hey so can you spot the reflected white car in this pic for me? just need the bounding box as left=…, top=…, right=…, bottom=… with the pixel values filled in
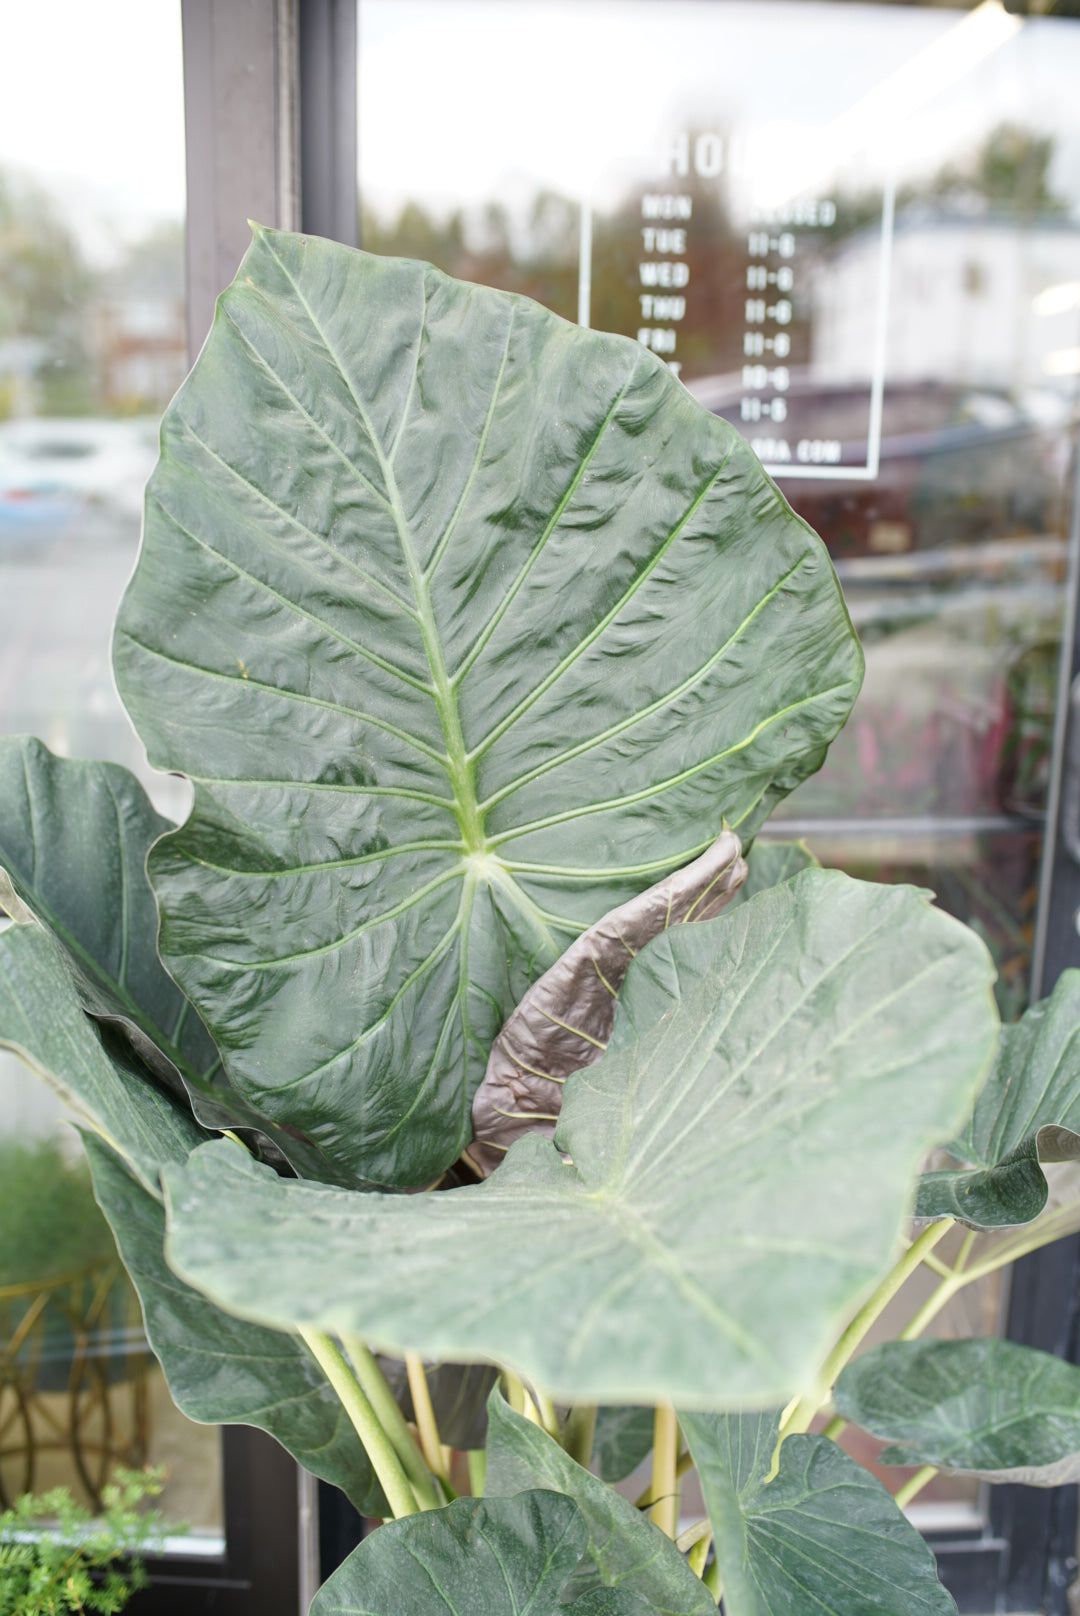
left=0, top=417, right=158, bottom=530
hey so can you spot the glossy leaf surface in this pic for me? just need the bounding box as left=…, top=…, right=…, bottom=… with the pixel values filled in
left=0, top=916, right=206, bottom=1195
left=163, top=871, right=996, bottom=1407
left=310, top=1490, right=657, bottom=1616
left=917, top=970, right=1080, bottom=1226
left=484, top=1394, right=711, bottom=1616
left=114, top=227, right=862, bottom=1188
left=0, top=737, right=333, bottom=1181
left=0, top=737, right=213, bottom=1081
left=592, top=1407, right=655, bottom=1483
left=84, top=1136, right=386, bottom=1514
left=835, top=1338, right=1080, bottom=1485
left=469, top=830, right=745, bottom=1174
left=680, top=1410, right=956, bottom=1616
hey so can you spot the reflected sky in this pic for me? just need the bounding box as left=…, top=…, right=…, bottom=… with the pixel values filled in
left=0, top=0, right=184, bottom=261
left=359, top=1, right=1080, bottom=216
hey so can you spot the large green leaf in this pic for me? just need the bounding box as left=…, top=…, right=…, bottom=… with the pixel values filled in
left=83, top=1135, right=387, bottom=1515
left=680, top=1410, right=956, bottom=1616
left=0, top=737, right=215, bottom=1084
left=0, top=736, right=338, bottom=1183
left=0, top=916, right=206, bottom=1194
left=835, top=1338, right=1080, bottom=1486
left=916, top=970, right=1080, bottom=1226
left=310, top=1490, right=658, bottom=1616
left=113, top=226, right=863, bottom=1189
left=484, top=1394, right=712, bottom=1616
left=162, top=871, right=996, bottom=1408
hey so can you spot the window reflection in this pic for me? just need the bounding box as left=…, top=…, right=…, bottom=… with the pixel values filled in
left=359, top=0, right=1080, bottom=1529
left=358, top=0, right=1080, bottom=1009
left=0, top=0, right=220, bottom=1545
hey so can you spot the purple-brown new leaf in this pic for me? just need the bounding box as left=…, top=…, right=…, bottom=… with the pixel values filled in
left=467, top=832, right=746, bottom=1175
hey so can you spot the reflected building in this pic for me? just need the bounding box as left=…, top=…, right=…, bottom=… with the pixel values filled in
left=814, top=208, right=1080, bottom=390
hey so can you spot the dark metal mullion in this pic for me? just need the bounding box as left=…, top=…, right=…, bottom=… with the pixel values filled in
left=299, top=0, right=358, bottom=244
left=126, top=1428, right=300, bottom=1612
left=975, top=417, right=1080, bottom=1614
left=138, top=5, right=308, bottom=1608
left=181, top=0, right=301, bottom=364
left=1030, top=424, right=1080, bottom=1002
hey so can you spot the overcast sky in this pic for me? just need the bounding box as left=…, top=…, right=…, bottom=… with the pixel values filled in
left=1, top=0, right=1079, bottom=259
left=359, top=1, right=1080, bottom=221
left=0, top=0, right=185, bottom=261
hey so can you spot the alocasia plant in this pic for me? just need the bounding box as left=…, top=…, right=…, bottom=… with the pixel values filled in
left=4, top=229, right=1080, bottom=1611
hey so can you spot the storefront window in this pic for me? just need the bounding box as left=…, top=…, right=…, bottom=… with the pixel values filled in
left=358, top=0, right=1080, bottom=1532
left=0, top=0, right=222, bottom=1549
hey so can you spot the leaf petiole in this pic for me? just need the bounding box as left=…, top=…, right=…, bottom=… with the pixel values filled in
left=893, top=1464, right=938, bottom=1509
left=405, top=1352, right=450, bottom=1483
left=649, top=1405, right=679, bottom=1537
left=781, top=1221, right=954, bottom=1440
left=341, top=1335, right=442, bottom=1510
left=298, top=1327, right=420, bottom=1519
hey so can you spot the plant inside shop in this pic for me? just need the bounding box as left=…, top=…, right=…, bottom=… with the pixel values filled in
left=0, top=1140, right=120, bottom=1290
left=5, top=230, right=1080, bottom=1611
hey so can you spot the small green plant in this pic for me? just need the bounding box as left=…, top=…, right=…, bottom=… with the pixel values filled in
left=3, top=231, right=1080, bottom=1611
left=0, top=1468, right=167, bottom=1616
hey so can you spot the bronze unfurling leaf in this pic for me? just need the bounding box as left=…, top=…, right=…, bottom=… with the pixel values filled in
left=466, top=831, right=746, bottom=1175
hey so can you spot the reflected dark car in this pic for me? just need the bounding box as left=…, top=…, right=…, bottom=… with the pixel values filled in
left=687, top=374, right=1071, bottom=559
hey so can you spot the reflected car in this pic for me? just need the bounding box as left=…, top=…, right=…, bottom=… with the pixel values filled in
left=0, top=417, right=158, bottom=537
left=687, top=375, right=1070, bottom=559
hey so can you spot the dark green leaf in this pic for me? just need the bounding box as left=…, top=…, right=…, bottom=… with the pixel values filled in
left=378, top=1357, right=498, bottom=1452
left=835, top=1338, right=1080, bottom=1485
left=917, top=970, right=1080, bottom=1226
left=593, top=1407, right=655, bottom=1483
left=484, top=1394, right=712, bottom=1616
left=0, top=736, right=337, bottom=1182
left=0, top=917, right=206, bottom=1193
left=680, top=1410, right=956, bottom=1616
left=114, top=227, right=863, bottom=1189
left=83, top=1135, right=386, bottom=1515
left=468, top=831, right=745, bottom=1174
left=726, top=838, right=818, bottom=906
left=310, top=1490, right=658, bottom=1615
left=161, top=871, right=996, bottom=1407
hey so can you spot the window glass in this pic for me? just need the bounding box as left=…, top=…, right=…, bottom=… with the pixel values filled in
left=0, top=0, right=222, bottom=1549
left=358, top=0, right=1080, bottom=1531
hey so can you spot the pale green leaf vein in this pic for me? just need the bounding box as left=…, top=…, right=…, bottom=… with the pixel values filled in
left=118, top=634, right=449, bottom=771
